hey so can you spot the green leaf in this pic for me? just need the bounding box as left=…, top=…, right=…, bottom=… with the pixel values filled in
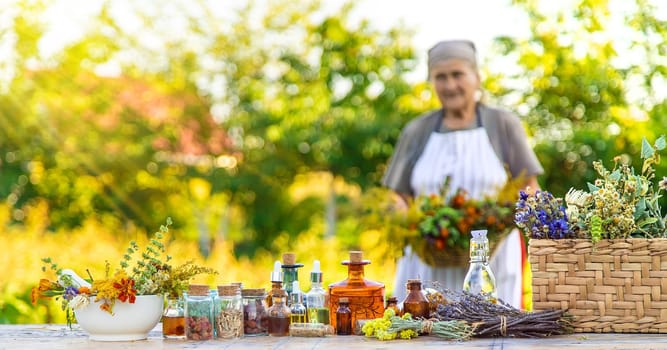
left=656, top=135, right=666, bottom=151
left=587, top=182, right=599, bottom=193
left=641, top=137, right=655, bottom=159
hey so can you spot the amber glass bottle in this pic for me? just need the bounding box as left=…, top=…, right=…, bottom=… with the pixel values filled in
left=335, top=298, right=352, bottom=335
left=267, top=289, right=291, bottom=336
left=401, top=279, right=430, bottom=319
left=328, top=251, right=385, bottom=333
left=385, top=296, right=400, bottom=316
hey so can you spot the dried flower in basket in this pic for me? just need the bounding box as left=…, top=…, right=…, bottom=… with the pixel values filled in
left=514, top=190, right=572, bottom=239
left=565, top=136, right=667, bottom=242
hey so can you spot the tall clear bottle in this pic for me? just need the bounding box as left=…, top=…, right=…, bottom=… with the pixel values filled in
left=462, top=229, right=497, bottom=302
left=305, top=260, right=329, bottom=324
left=328, top=251, right=385, bottom=333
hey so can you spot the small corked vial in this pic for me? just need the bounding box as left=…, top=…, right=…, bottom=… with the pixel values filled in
left=185, top=284, right=214, bottom=340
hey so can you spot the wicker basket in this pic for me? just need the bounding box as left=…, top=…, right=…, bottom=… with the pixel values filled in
left=530, top=238, right=667, bottom=333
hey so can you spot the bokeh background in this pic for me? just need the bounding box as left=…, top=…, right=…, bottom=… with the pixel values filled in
left=2, top=0, right=667, bottom=323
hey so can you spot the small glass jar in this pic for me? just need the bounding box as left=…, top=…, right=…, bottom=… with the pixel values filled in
left=385, top=296, right=400, bottom=316
left=267, top=289, right=291, bottom=336
left=184, top=284, right=214, bottom=340
left=214, top=284, right=243, bottom=339
left=401, top=279, right=430, bottom=319
left=163, top=295, right=185, bottom=339
left=336, top=297, right=352, bottom=335
left=242, top=288, right=269, bottom=336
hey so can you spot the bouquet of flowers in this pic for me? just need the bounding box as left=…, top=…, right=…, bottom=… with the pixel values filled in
left=407, top=177, right=520, bottom=267
left=516, top=135, right=667, bottom=241
left=31, top=217, right=216, bottom=326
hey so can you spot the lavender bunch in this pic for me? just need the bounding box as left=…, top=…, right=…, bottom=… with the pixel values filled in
left=514, top=190, right=572, bottom=239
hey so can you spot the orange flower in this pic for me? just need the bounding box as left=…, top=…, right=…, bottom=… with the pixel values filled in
left=78, top=286, right=91, bottom=295
left=99, top=301, right=113, bottom=313
left=113, top=278, right=137, bottom=303
left=31, top=279, right=59, bottom=304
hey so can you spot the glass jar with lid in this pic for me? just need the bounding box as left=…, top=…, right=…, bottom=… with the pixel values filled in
left=184, top=284, right=214, bottom=340
left=242, top=288, right=269, bottom=336
left=213, top=284, right=243, bottom=339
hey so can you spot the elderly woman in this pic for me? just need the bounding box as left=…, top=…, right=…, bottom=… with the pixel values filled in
left=382, top=40, right=543, bottom=307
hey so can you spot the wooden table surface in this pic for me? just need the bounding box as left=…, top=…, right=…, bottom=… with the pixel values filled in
left=1, top=324, right=667, bottom=350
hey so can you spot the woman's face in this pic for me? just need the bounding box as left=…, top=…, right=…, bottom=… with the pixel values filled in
left=429, top=59, right=480, bottom=112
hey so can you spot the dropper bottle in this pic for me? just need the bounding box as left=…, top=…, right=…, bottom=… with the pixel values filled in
left=289, top=281, right=307, bottom=323
left=305, top=260, right=329, bottom=324
left=267, top=260, right=283, bottom=307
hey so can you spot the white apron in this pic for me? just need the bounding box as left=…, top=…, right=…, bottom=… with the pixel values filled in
left=394, top=125, right=524, bottom=308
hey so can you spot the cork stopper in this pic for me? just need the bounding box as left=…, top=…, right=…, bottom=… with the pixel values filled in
left=217, top=284, right=240, bottom=296
left=241, top=288, right=266, bottom=298
left=283, top=252, right=296, bottom=265
left=339, top=297, right=349, bottom=304
left=188, top=284, right=210, bottom=296
left=349, top=251, right=363, bottom=263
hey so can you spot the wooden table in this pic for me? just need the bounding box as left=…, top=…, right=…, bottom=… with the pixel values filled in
left=1, top=324, right=666, bottom=349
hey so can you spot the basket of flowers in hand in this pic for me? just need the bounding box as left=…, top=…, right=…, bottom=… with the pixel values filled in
left=406, top=176, right=521, bottom=268
left=517, top=135, right=667, bottom=333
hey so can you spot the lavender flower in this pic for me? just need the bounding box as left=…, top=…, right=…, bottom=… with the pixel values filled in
left=515, top=190, right=572, bottom=239
left=63, top=286, right=79, bottom=301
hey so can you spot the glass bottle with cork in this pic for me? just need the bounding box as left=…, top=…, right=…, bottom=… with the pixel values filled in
left=267, top=289, right=291, bottom=336
left=213, top=284, right=243, bottom=339
left=266, top=260, right=283, bottom=307
left=335, top=298, right=352, bottom=335
left=162, top=295, right=185, bottom=339
left=463, top=229, right=497, bottom=302
left=241, top=288, right=269, bottom=336
left=184, top=284, right=214, bottom=340
left=305, top=260, right=329, bottom=324
left=328, top=251, right=385, bottom=333
left=281, top=252, right=303, bottom=305
left=401, top=278, right=430, bottom=319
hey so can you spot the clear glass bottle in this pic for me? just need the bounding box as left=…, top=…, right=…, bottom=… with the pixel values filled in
left=266, top=260, right=283, bottom=307
left=328, top=251, right=385, bottom=333
left=306, top=260, right=329, bottom=324
left=463, top=229, right=497, bottom=302
left=281, top=252, right=303, bottom=305
left=335, top=298, right=352, bottom=335
left=289, top=281, right=307, bottom=323
left=385, top=296, right=400, bottom=316
left=241, top=288, right=269, bottom=336
left=184, top=284, right=214, bottom=340
left=401, top=279, right=430, bottom=319
left=162, top=295, right=185, bottom=339
left=267, top=289, right=291, bottom=336
left=214, top=284, right=243, bottom=339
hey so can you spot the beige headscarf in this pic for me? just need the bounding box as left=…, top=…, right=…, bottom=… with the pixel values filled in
left=427, top=40, right=477, bottom=73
